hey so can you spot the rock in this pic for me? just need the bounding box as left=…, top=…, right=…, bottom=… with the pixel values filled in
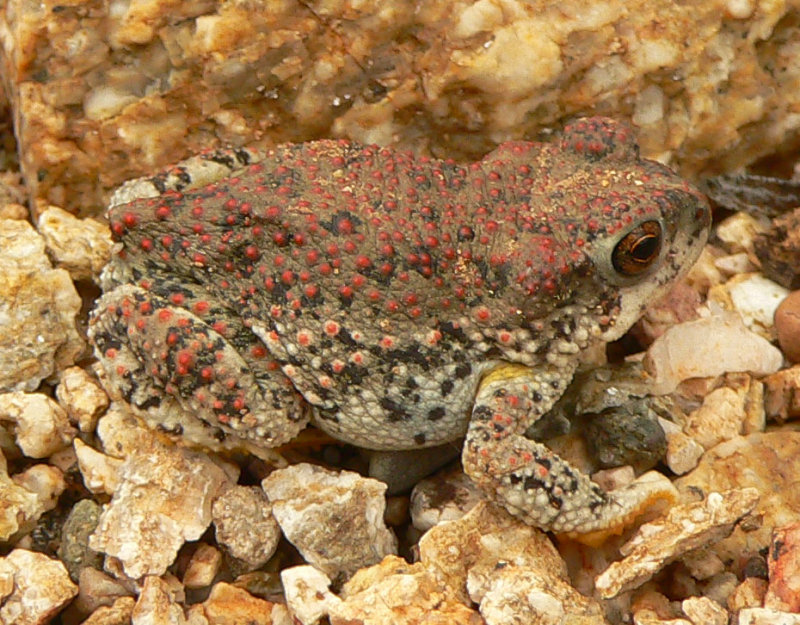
left=330, top=555, right=482, bottom=625
left=595, top=488, right=759, bottom=598
left=0, top=219, right=84, bottom=391
left=421, top=501, right=569, bottom=609
left=685, top=245, right=725, bottom=293
left=94, top=405, right=240, bottom=484
left=0, top=456, right=65, bottom=541
left=196, top=582, right=282, bottom=625
left=674, top=431, right=800, bottom=566
left=0, top=172, right=27, bottom=211
left=702, top=572, right=739, bottom=609
left=0, top=204, right=27, bottom=220
left=634, top=280, right=704, bottom=344
left=80, top=596, right=135, bottom=625
left=775, top=290, right=800, bottom=363
left=280, top=565, right=340, bottom=625
left=682, top=380, right=764, bottom=450
left=409, top=468, right=483, bottom=532
left=644, top=312, right=783, bottom=394
left=5, top=1, right=800, bottom=218
left=211, top=485, right=280, bottom=571
left=74, top=438, right=123, bottom=496
left=262, top=463, right=397, bottom=582
left=88, top=439, right=231, bottom=578
left=94, top=404, right=162, bottom=459
left=583, top=399, right=667, bottom=471
left=714, top=252, right=758, bottom=277
left=659, top=417, right=704, bottom=476
left=715, top=212, right=769, bottom=257
left=738, top=608, right=800, bottom=625
left=130, top=575, right=186, bottom=625
left=681, top=550, right=725, bottom=581
left=631, top=589, right=687, bottom=624
left=36, top=204, right=113, bottom=281
left=708, top=273, right=789, bottom=340
left=55, top=366, right=109, bottom=434
left=754, top=206, right=800, bottom=290
left=0, top=549, right=78, bottom=625
left=764, top=522, right=800, bottom=612
left=11, top=462, right=65, bottom=516
left=681, top=596, right=728, bottom=625
left=0, top=391, right=76, bottom=458
left=763, top=365, right=800, bottom=422
left=182, top=544, right=222, bottom=590
left=728, top=578, right=768, bottom=612
left=478, top=565, right=607, bottom=625
left=73, top=567, right=132, bottom=616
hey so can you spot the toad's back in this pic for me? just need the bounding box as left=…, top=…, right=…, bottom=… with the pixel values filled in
left=94, top=119, right=708, bottom=455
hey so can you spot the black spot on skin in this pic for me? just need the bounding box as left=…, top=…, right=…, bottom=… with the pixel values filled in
left=337, top=292, right=354, bottom=309
left=95, top=335, right=123, bottom=352
left=315, top=408, right=340, bottom=423
left=588, top=488, right=609, bottom=510
left=438, top=321, right=468, bottom=343
left=427, top=406, right=446, bottom=421
left=440, top=379, right=454, bottom=396
left=385, top=345, right=438, bottom=371
left=137, top=395, right=161, bottom=410
left=208, top=152, right=238, bottom=169
left=380, top=397, right=412, bottom=422
left=472, top=405, right=492, bottom=421
left=336, top=328, right=359, bottom=347
left=454, top=363, right=471, bottom=379
left=232, top=147, right=253, bottom=166
left=414, top=432, right=426, bottom=445
left=523, top=474, right=562, bottom=509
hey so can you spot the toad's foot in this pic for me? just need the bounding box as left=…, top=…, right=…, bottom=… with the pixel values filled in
left=463, top=364, right=677, bottom=545
left=89, top=283, right=308, bottom=450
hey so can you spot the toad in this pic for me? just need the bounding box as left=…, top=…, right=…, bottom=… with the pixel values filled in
left=90, top=117, right=709, bottom=539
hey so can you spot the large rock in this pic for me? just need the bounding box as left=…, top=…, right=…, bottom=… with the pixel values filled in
left=2, top=0, right=800, bottom=216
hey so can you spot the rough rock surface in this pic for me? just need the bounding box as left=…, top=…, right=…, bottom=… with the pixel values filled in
left=595, top=488, right=759, bottom=598
left=262, top=463, right=397, bottom=581
left=330, top=555, right=483, bottom=625
left=88, top=439, right=231, bottom=578
left=192, top=581, right=286, bottom=625
left=674, top=432, right=800, bottom=566
left=0, top=392, right=76, bottom=458
left=0, top=220, right=83, bottom=391
left=0, top=549, right=78, bottom=625
left=0, top=454, right=65, bottom=542
left=4, top=2, right=800, bottom=622
left=2, top=0, right=800, bottom=216
left=36, top=205, right=112, bottom=281
left=211, top=485, right=281, bottom=571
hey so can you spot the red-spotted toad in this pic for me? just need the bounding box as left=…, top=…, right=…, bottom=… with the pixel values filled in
left=89, top=118, right=709, bottom=539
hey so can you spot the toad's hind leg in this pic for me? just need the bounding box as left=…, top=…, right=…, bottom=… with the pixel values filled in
left=89, top=283, right=308, bottom=450
left=462, top=364, right=676, bottom=544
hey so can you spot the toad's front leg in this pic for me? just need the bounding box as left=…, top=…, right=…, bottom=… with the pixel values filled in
left=462, top=364, right=676, bottom=544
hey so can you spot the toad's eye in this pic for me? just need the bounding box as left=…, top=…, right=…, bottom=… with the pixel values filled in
left=612, top=220, right=662, bottom=276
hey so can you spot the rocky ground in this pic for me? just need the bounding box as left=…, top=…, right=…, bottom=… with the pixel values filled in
left=2, top=1, right=800, bottom=624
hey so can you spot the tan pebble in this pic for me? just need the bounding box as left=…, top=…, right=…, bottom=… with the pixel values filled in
left=775, top=290, right=800, bottom=363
